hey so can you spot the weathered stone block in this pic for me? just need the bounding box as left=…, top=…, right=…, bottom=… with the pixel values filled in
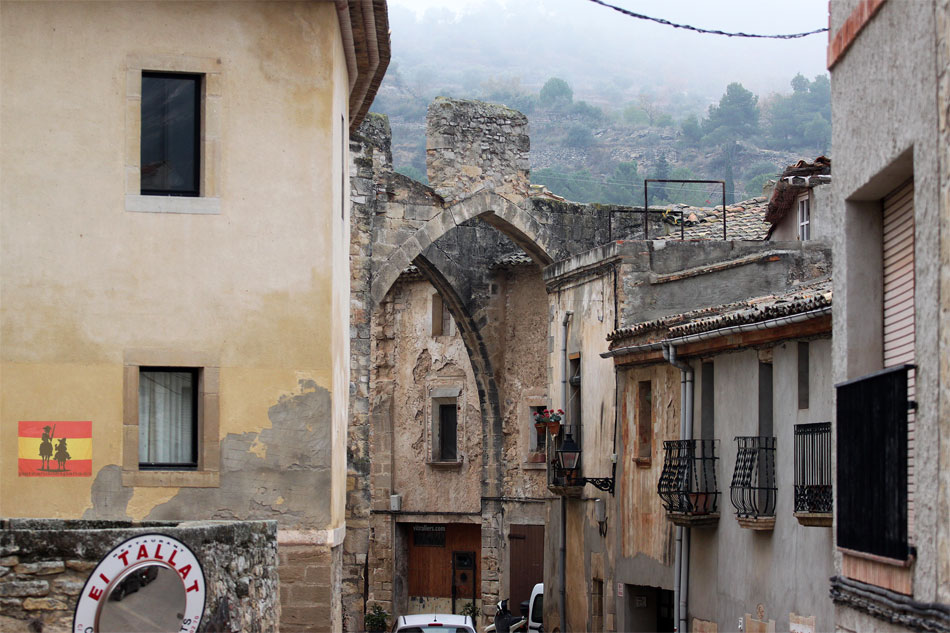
left=22, top=597, right=68, bottom=610
left=14, top=561, right=65, bottom=576
left=64, top=560, right=96, bottom=572
left=0, top=581, right=49, bottom=598
left=51, top=578, right=84, bottom=595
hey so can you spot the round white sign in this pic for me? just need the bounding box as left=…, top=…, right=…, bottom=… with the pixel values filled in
left=73, top=533, right=206, bottom=633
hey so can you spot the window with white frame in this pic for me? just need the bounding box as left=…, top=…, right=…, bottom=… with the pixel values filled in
left=797, top=195, right=811, bottom=240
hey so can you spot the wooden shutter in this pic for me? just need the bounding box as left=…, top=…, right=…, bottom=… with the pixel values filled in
left=882, top=178, right=915, bottom=538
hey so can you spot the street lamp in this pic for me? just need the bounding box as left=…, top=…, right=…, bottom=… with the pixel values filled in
left=556, top=431, right=581, bottom=471
left=555, top=430, right=614, bottom=494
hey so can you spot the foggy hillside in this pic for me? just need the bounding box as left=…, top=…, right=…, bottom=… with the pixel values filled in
left=370, top=0, right=831, bottom=205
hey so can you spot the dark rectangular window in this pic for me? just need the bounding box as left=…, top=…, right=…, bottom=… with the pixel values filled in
left=439, top=403, right=457, bottom=461
left=758, top=361, right=773, bottom=438
left=798, top=342, right=810, bottom=410
left=138, top=368, right=198, bottom=468
left=636, top=380, right=652, bottom=462
left=569, top=357, right=581, bottom=441
left=836, top=365, right=910, bottom=560
left=141, top=72, right=201, bottom=196
left=701, top=362, right=715, bottom=440
left=532, top=405, right=547, bottom=452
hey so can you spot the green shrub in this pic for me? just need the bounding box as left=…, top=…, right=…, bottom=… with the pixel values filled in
left=365, top=604, right=389, bottom=632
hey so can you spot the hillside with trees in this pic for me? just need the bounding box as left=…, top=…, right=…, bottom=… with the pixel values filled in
left=372, top=71, right=830, bottom=206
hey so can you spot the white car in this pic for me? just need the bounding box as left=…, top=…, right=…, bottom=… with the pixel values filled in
left=392, top=613, right=477, bottom=633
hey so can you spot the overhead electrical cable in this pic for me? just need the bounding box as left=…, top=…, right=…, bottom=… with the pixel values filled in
left=585, top=0, right=828, bottom=39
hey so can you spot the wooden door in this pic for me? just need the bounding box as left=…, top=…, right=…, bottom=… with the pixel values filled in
left=508, top=525, right=544, bottom=613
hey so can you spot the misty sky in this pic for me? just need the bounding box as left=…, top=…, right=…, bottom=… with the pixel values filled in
left=386, top=0, right=829, bottom=105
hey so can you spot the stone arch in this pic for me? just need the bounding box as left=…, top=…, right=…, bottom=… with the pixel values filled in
left=370, top=190, right=553, bottom=306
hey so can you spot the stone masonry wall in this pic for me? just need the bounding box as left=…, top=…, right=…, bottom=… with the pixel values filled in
left=0, top=519, right=278, bottom=633
left=426, top=98, right=530, bottom=205
left=279, top=542, right=342, bottom=633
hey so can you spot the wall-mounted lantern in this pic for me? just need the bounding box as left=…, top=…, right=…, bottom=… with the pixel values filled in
left=556, top=431, right=582, bottom=471
left=555, top=431, right=615, bottom=494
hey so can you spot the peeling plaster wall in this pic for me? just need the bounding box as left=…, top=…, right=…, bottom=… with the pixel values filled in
left=383, top=279, right=483, bottom=512
left=493, top=265, right=552, bottom=500
left=1, top=0, right=346, bottom=529
left=1, top=3, right=351, bottom=630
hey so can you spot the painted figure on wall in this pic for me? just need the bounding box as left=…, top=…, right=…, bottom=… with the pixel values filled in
left=39, top=424, right=54, bottom=471
left=54, top=437, right=70, bottom=472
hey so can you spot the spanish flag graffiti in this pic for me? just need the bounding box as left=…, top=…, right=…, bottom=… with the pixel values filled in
left=18, top=421, right=92, bottom=477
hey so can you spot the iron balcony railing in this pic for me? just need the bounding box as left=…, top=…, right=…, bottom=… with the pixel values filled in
left=657, top=440, right=720, bottom=515
left=730, top=436, right=777, bottom=519
left=794, top=422, right=832, bottom=514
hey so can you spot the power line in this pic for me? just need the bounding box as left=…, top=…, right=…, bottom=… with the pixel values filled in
left=585, top=0, right=829, bottom=39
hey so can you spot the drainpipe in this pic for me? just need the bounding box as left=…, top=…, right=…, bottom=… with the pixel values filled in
left=560, top=310, right=573, bottom=633
left=664, top=343, right=693, bottom=632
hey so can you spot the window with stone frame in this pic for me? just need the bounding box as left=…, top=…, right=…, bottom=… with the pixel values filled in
left=140, top=72, right=201, bottom=197
left=122, top=350, right=219, bottom=488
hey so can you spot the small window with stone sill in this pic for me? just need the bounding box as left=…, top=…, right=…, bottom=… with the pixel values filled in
left=429, top=387, right=462, bottom=467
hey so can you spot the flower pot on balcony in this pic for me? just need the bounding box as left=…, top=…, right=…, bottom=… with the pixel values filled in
left=546, top=420, right=561, bottom=436
left=689, top=492, right=712, bottom=515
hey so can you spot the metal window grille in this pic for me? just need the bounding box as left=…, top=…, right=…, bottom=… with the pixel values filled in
left=836, top=365, right=911, bottom=560
left=658, top=440, right=720, bottom=514
left=794, top=422, right=832, bottom=514
left=730, top=436, right=777, bottom=518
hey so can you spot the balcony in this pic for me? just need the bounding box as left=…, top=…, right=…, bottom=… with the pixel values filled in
left=730, top=436, right=776, bottom=530
left=657, top=439, right=720, bottom=527
left=794, top=422, right=832, bottom=526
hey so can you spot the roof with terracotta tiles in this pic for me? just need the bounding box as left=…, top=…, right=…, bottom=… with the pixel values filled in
left=654, top=196, right=771, bottom=241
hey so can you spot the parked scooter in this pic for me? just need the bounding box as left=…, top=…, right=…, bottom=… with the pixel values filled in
left=485, top=599, right=527, bottom=633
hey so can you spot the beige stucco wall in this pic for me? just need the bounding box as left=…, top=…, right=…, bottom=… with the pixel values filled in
left=1, top=1, right=349, bottom=531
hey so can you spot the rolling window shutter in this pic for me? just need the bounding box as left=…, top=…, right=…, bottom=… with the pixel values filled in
left=882, top=178, right=915, bottom=538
